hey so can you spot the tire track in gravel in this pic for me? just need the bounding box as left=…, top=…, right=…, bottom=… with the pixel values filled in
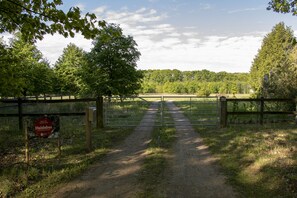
left=51, top=102, right=159, bottom=198
left=165, top=101, right=237, bottom=198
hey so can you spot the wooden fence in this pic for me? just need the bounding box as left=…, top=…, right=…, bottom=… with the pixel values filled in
left=220, top=97, right=296, bottom=127
left=0, top=97, right=104, bottom=130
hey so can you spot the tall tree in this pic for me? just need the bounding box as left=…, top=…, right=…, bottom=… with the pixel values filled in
left=0, top=38, right=20, bottom=96
left=82, top=24, right=142, bottom=97
left=249, top=22, right=296, bottom=97
left=2, top=34, right=53, bottom=97
left=54, top=43, right=87, bottom=95
left=0, top=0, right=104, bottom=42
left=267, top=45, right=297, bottom=98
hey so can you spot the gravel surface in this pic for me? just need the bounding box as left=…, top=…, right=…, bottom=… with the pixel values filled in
left=165, top=101, right=237, bottom=198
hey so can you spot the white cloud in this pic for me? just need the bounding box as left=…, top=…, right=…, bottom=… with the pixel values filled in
left=93, top=6, right=107, bottom=15
left=228, top=6, right=264, bottom=14
left=35, top=6, right=265, bottom=72
left=36, top=34, right=92, bottom=65
left=75, top=3, right=85, bottom=11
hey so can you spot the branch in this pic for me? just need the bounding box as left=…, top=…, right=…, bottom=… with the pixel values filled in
left=4, top=0, right=53, bottom=20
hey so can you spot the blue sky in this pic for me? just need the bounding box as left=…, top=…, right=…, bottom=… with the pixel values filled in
left=35, top=0, right=297, bottom=72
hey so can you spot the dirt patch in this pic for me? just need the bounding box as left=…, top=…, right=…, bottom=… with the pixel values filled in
left=51, top=102, right=158, bottom=198
left=165, top=101, right=237, bottom=198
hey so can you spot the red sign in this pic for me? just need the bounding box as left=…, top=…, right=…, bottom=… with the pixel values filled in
left=34, top=117, right=53, bottom=138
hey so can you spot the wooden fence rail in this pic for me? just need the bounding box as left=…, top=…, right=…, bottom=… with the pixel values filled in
left=220, top=96, right=296, bottom=127
left=0, top=97, right=104, bottom=130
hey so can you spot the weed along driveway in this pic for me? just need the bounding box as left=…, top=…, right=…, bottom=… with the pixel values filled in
left=51, top=102, right=159, bottom=198
left=165, top=101, right=237, bottom=198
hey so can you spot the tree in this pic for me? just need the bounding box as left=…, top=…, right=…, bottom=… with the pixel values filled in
left=0, top=34, right=53, bottom=97
left=268, top=0, right=297, bottom=15
left=0, top=0, right=104, bottom=42
left=267, top=45, right=297, bottom=98
left=0, top=38, right=21, bottom=96
left=54, top=43, right=87, bottom=95
left=82, top=24, right=142, bottom=97
left=249, top=22, right=296, bottom=97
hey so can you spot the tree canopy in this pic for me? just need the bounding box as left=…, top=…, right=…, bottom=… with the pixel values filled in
left=0, top=33, right=53, bottom=97
left=268, top=0, right=297, bottom=15
left=54, top=43, right=87, bottom=95
left=141, top=69, right=250, bottom=95
left=250, top=22, right=297, bottom=98
left=82, top=24, right=142, bottom=97
left=0, top=0, right=104, bottom=42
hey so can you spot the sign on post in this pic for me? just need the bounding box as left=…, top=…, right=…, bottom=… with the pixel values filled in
left=27, top=115, right=60, bottom=138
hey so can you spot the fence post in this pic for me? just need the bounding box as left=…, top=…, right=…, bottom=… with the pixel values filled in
left=96, top=96, right=104, bottom=129
left=18, top=98, right=23, bottom=131
left=85, top=108, right=92, bottom=152
left=24, top=120, right=30, bottom=165
left=260, top=97, right=264, bottom=125
left=220, top=96, right=227, bottom=128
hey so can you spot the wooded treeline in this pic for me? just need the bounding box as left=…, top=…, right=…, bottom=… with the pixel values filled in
left=140, top=69, right=250, bottom=95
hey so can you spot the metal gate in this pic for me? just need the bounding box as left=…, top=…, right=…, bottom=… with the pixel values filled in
left=103, top=96, right=219, bottom=127
left=161, top=96, right=219, bottom=127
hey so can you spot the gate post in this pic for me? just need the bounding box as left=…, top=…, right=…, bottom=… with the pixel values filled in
left=260, top=97, right=264, bottom=125
left=18, top=98, right=23, bottom=131
left=220, top=96, right=227, bottom=128
left=96, top=96, right=104, bottom=129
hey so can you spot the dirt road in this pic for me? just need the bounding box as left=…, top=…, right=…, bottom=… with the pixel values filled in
left=165, top=101, right=236, bottom=198
left=52, top=101, right=237, bottom=198
left=52, top=102, right=159, bottom=198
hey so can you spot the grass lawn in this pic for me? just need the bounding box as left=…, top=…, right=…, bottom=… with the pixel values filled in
left=195, top=125, right=297, bottom=198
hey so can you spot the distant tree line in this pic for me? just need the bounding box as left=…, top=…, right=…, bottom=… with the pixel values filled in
left=140, top=69, right=250, bottom=96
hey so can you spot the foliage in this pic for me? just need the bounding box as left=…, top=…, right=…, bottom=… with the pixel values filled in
left=250, top=22, right=296, bottom=98
left=82, top=24, right=142, bottom=97
left=268, top=0, right=297, bottom=15
left=0, top=0, right=103, bottom=42
left=0, top=34, right=53, bottom=97
left=141, top=69, right=249, bottom=95
left=196, top=125, right=297, bottom=198
left=54, top=43, right=87, bottom=95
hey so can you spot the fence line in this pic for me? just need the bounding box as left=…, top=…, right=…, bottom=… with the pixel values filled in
left=220, top=97, right=296, bottom=127
left=0, top=97, right=103, bottom=130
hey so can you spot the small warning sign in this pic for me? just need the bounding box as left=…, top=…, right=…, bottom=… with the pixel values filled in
left=27, top=116, right=60, bottom=138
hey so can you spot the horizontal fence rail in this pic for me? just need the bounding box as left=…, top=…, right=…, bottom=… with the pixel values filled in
left=0, top=97, right=103, bottom=130
left=220, top=97, right=296, bottom=127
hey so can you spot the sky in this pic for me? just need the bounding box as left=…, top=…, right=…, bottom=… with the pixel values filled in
left=35, top=0, right=297, bottom=73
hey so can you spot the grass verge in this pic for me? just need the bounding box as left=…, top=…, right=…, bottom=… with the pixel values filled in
left=138, top=126, right=176, bottom=198
left=195, top=125, right=297, bottom=198
left=0, top=126, right=134, bottom=198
